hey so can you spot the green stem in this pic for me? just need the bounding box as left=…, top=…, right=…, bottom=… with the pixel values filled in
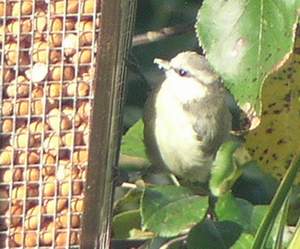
left=251, top=151, right=300, bottom=249
left=273, top=194, right=290, bottom=249
left=287, top=215, right=300, bottom=249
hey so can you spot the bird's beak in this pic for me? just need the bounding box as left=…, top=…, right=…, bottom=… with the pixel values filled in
left=154, top=58, right=171, bottom=71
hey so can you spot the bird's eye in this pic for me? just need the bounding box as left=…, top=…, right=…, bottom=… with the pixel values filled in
left=179, top=69, right=188, bottom=77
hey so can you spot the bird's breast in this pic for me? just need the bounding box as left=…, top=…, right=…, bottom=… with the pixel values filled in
left=154, top=82, right=212, bottom=182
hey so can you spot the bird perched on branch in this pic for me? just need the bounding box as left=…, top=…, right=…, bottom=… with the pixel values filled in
left=143, top=51, right=232, bottom=184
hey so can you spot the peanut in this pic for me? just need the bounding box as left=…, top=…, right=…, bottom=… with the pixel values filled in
left=49, top=18, right=63, bottom=47
left=34, top=11, right=47, bottom=32
left=2, top=100, right=13, bottom=116
left=24, top=231, right=37, bottom=247
left=15, top=100, right=29, bottom=116
left=31, top=99, right=44, bottom=115
left=49, top=65, right=75, bottom=81
left=12, top=185, right=38, bottom=201
left=32, top=86, right=44, bottom=98
left=0, top=168, right=22, bottom=183
left=0, top=1, right=11, bottom=17
left=30, top=119, right=49, bottom=133
left=0, top=68, right=15, bottom=83
left=2, top=119, right=13, bottom=133
left=72, top=49, right=92, bottom=64
left=51, top=0, right=79, bottom=15
left=45, top=198, right=67, bottom=214
left=25, top=205, right=45, bottom=230
left=59, top=180, right=82, bottom=196
left=71, top=198, right=84, bottom=213
left=47, top=108, right=72, bottom=131
left=0, top=147, right=14, bottom=165
left=57, top=162, right=80, bottom=181
left=12, top=229, right=38, bottom=247
left=56, top=208, right=80, bottom=228
left=47, top=83, right=61, bottom=97
left=11, top=128, right=35, bottom=148
left=77, top=101, right=91, bottom=120
left=4, top=43, right=29, bottom=66
left=40, top=221, right=55, bottom=245
left=63, top=106, right=82, bottom=127
left=65, top=18, right=76, bottom=30
left=16, top=150, right=40, bottom=165
left=72, top=149, right=88, bottom=164
left=0, top=188, right=9, bottom=213
left=42, top=153, right=56, bottom=176
left=43, top=133, right=63, bottom=157
left=6, top=83, right=29, bottom=98
left=82, top=0, right=95, bottom=14
left=78, top=20, right=93, bottom=45
left=7, top=19, right=32, bottom=36
left=32, top=41, right=61, bottom=64
left=43, top=176, right=56, bottom=197
left=27, top=62, right=48, bottom=83
left=65, top=81, right=90, bottom=97
left=5, top=204, right=22, bottom=227
left=62, top=34, right=78, bottom=56
left=56, top=231, right=78, bottom=246
left=12, top=0, right=33, bottom=16
left=61, top=131, right=83, bottom=147
left=10, top=226, right=22, bottom=246
left=25, top=167, right=40, bottom=182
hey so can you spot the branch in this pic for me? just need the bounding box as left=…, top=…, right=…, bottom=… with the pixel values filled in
left=132, top=24, right=194, bottom=47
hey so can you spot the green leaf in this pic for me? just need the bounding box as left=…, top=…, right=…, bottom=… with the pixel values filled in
left=141, top=185, right=209, bottom=237
left=215, top=192, right=253, bottom=231
left=121, top=119, right=148, bottom=160
left=251, top=154, right=300, bottom=249
left=248, top=205, right=269, bottom=235
left=196, top=0, right=298, bottom=111
left=272, top=198, right=289, bottom=249
left=114, top=188, right=143, bottom=214
left=231, top=233, right=254, bottom=249
left=232, top=163, right=278, bottom=205
left=210, top=141, right=241, bottom=196
left=112, top=209, right=142, bottom=239
left=288, top=218, right=300, bottom=249
left=187, top=220, right=242, bottom=249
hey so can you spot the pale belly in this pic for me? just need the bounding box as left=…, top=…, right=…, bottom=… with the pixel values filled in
left=154, top=86, right=213, bottom=182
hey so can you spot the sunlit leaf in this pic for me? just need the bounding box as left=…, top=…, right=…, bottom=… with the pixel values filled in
left=246, top=30, right=300, bottom=183
left=215, top=193, right=253, bottom=231
left=210, top=141, right=241, bottom=196
left=196, top=0, right=298, bottom=112
left=121, top=119, right=148, bottom=160
left=231, top=233, right=254, bottom=249
left=141, top=185, right=208, bottom=237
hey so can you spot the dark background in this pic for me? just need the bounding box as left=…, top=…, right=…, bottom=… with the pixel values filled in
left=124, top=0, right=203, bottom=128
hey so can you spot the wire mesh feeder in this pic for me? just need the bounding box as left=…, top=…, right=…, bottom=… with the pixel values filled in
left=0, top=0, right=136, bottom=248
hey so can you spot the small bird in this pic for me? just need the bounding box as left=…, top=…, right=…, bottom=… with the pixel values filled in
left=143, top=51, right=232, bottom=183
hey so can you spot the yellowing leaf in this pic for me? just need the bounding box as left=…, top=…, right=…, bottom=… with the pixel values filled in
left=246, top=27, right=300, bottom=183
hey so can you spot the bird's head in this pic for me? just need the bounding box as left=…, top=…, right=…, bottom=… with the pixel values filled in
left=154, top=51, right=222, bottom=103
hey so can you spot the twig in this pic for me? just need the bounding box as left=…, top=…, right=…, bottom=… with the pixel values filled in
left=127, top=52, right=150, bottom=90
left=160, top=234, right=188, bottom=249
left=132, top=24, right=194, bottom=47
left=121, top=182, right=137, bottom=189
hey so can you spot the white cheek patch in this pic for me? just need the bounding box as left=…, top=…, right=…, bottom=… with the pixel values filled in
left=165, top=71, right=207, bottom=103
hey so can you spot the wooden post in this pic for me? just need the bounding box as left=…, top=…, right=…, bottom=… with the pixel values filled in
left=81, top=0, right=137, bottom=248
